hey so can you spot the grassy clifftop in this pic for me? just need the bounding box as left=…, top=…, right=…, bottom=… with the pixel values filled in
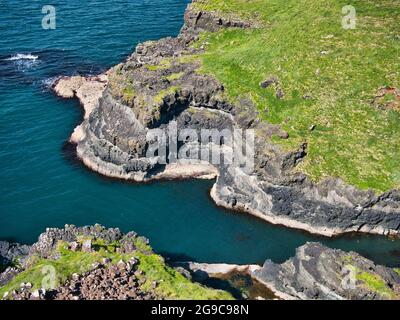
left=192, top=0, right=400, bottom=192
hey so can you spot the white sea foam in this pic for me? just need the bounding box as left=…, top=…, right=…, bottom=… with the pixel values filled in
left=41, top=76, right=60, bottom=91
left=5, top=53, right=39, bottom=61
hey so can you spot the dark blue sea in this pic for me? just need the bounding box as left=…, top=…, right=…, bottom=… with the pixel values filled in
left=0, top=0, right=399, bottom=266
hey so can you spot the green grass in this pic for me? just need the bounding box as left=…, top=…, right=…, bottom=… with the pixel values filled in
left=0, top=238, right=232, bottom=300
left=122, top=86, right=136, bottom=104
left=342, top=265, right=398, bottom=299
left=153, top=86, right=181, bottom=104
left=165, top=72, right=185, bottom=82
left=356, top=271, right=398, bottom=299
left=136, top=252, right=233, bottom=300
left=133, top=237, right=153, bottom=252
left=145, top=58, right=172, bottom=71
left=133, top=237, right=232, bottom=299
left=394, top=268, right=400, bottom=276
left=0, top=241, right=128, bottom=298
left=192, top=0, right=400, bottom=192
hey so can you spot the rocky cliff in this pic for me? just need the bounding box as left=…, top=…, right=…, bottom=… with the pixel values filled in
left=2, top=226, right=399, bottom=300
left=53, top=0, right=400, bottom=237
left=253, top=242, right=400, bottom=300
left=0, top=225, right=233, bottom=300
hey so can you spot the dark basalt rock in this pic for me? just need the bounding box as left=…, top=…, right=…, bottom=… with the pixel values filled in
left=0, top=241, right=30, bottom=268
left=30, top=224, right=133, bottom=258
left=253, top=242, right=400, bottom=300
left=0, top=241, right=31, bottom=287
left=3, top=225, right=160, bottom=301
left=0, top=267, right=21, bottom=287
left=181, top=0, right=256, bottom=41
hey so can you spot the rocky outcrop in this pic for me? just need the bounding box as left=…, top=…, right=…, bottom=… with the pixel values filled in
left=30, top=224, right=135, bottom=258
left=0, top=225, right=156, bottom=300
left=181, top=0, right=258, bottom=40
left=0, top=241, right=30, bottom=267
left=253, top=242, right=400, bottom=300
left=52, top=1, right=400, bottom=237
left=53, top=75, right=108, bottom=144
left=0, top=241, right=31, bottom=287
left=0, top=224, right=146, bottom=300
left=2, top=227, right=399, bottom=300
left=1, top=224, right=232, bottom=300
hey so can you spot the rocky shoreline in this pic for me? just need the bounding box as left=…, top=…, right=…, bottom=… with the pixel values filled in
left=1, top=225, right=399, bottom=300
left=0, top=225, right=233, bottom=300
left=52, top=0, right=400, bottom=238
left=253, top=242, right=400, bottom=300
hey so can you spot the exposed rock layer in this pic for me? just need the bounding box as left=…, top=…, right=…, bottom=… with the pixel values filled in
left=253, top=242, right=400, bottom=300
left=1, top=225, right=183, bottom=300
left=0, top=241, right=31, bottom=286
left=0, top=241, right=30, bottom=267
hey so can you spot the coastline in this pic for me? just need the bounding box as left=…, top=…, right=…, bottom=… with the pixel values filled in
left=52, top=1, right=400, bottom=238
left=2, top=226, right=398, bottom=300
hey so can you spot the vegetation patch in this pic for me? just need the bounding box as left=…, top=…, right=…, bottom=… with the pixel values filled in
left=108, top=67, right=136, bottom=105
left=192, top=0, right=400, bottom=192
left=145, top=58, right=172, bottom=71
left=136, top=252, right=233, bottom=300
left=165, top=72, right=185, bottom=82
left=0, top=241, right=128, bottom=298
left=0, top=237, right=232, bottom=300
left=153, top=86, right=181, bottom=105
left=356, top=270, right=398, bottom=299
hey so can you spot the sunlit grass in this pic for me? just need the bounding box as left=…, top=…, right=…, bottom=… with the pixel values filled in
left=192, top=0, right=400, bottom=192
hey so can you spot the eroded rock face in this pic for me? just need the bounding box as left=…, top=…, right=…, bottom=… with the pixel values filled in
left=253, top=242, right=400, bottom=300
left=30, top=224, right=137, bottom=258
left=52, top=1, right=400, bottom=237
left=0, top=241, right=30, bottom=267
left=0, top=241, right=31, bottom=287
left=181, top=0, right=258, bottom=40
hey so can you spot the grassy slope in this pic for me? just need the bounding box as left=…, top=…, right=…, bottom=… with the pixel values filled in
left=192, top=0, right=400, bottom=192
left=0, top=238, right=233, bottom=300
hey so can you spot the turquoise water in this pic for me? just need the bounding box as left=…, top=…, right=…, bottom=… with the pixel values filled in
left=0, top=0, right=399, bottom=267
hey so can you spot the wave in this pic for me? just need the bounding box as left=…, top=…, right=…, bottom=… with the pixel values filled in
left=41, top=76, right=60, bottom=91
left=5, top=53, right=39, bottom=61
